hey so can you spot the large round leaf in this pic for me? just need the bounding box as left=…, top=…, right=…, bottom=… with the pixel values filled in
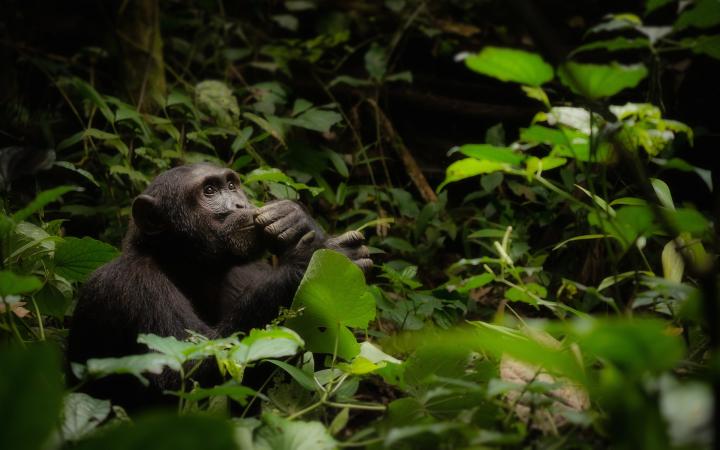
left=286, top=250, right=375, bottom=360
left=465, top=47, right=554, bottom=86
left=558, top=62, right=648, bottom=99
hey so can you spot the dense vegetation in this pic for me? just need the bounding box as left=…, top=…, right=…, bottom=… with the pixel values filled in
left=1, top=0, right=718, bottom=448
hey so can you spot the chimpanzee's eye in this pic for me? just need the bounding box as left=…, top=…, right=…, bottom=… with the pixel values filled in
left=203, top=185, right=216, bottom=196
left=228, top=181, right=236, bottom=190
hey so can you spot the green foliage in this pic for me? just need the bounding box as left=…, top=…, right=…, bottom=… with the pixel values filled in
left=287, top=250, right=375, bottom=360
left=0, top=0, right=717, bottom=448
left=465, top=47, right=554, bottom=86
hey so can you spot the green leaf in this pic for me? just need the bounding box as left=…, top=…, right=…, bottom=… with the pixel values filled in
left=137, top=334, right=197, bottom=363
left=558, top=62, right=648, bottom=99
left=681, top=34, right=720, bottom=59
left=525, top=156, right=568, bottom=173
left=73, top=414, right=236, bottom=450
left=675, top=0, right=720, bottom=30
left=505, top=283, right=547, bottom=306
left=662, top=240, right=685, bottom=283
left=231, top=327, right=304, bottom=364
left=54, top=161, right=100, bottom=186
left=255, top=413, right=336, bottom=450
left=0, top=345, right=63, bottom=450
left=33, top=282, right=71, bottom=318
left=459, top=144, right=525, bottom=165
left=64, top=77, right=114, bottom=124
left=86, top=353, right=181, bottom=386
left=572, top=37, right=649, bottom=55
left=286, top=250, right=375, bottom=360
left=365, top=43, right=387, bottom=80
left=651, top=178, right=675, bottom=210
left=552, top=234, right=613, bottom=251
left=54, top=237, right=119, bottom=282
left=456, top=273, right=495, bottom=294
left=194, top=80, right=240, bottom=127
left=0, top=271, right=42, bottom=297
left=646, top=0, right=674, bottom=14
left=243, top=112, right=286, bottom=146
left=178, top=381, right=256, bottom=405
left=666, top=208, right=710, bottom=235
left=521, top=85, right=551, bottom=107
left=285, top=108, right=342, bottom=133
left=438, top=158, right=510, bottom=191
left=12, top=186, right=78, bottom=222
left=61, top=393, right=111, bottom=442
left=567, top=318, right=683, bottom=374
left=465, top=47, right=554, bottom=86
left=272, top=14, right=299, bottom=31
left=266, top=359, right=318, bottom=391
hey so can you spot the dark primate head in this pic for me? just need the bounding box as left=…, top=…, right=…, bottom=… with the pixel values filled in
left=128, top=163, right=261, bottom=262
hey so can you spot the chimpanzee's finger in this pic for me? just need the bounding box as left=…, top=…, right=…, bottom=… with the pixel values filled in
left=327, top=230, right=365, bottom=248
left=254, top=201, right=296, bottom=226
left=353, top=258, right=373, bottom=274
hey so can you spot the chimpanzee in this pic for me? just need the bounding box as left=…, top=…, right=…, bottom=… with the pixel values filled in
left=67, top=163, right=371, bottom=409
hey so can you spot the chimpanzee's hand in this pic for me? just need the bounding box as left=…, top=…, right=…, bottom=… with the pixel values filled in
left=254, top=200, right=324, bottom=254
left=326, top=230, right=373, bottom=274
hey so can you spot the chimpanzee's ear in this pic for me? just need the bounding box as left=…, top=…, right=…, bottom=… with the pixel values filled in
left=132, top=194, right=165, bottom=235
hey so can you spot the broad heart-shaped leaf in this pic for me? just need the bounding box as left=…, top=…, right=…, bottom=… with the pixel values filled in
left=465, top=47, right=554, bottom=86
left=438, top=158, right=510, bottom=191
left=0, top=271, right=42, bottom=297
left=0, top=345, right=63, bottom=450
left=72, top=413, right=236, bottom=450
left=286, top=250, right=375, bottom=360
left=231, top=327, right=304, bottom=364
left=54, top=237, right=119, bottom=282
left=558, top=62, right=648, bottom=99
left=61, top=393, right=111, bottom=442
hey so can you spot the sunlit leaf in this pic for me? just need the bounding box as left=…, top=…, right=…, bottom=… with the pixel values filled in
left=662, top=240, right=685, bottom=282
left=465, top=47, right=554, bottom=86
left=651, top=178, right=675, bottom=210
left=286, top=250, right=375, bottom=360
left=231, top=327, right=304, bottom=364
left=558, top=62, right=648, bottom=99
left=438, top=158, right=510, bottom=191
left=459, top=144, right=525, bottom=165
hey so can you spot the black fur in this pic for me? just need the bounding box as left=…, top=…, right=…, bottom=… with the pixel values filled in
left=67, top=163, right=371, bottom=409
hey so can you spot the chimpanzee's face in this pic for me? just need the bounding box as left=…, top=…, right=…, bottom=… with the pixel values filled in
left=185, top=165, right=260, bottom=259
left=131, top=164, right=263, bottom=261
